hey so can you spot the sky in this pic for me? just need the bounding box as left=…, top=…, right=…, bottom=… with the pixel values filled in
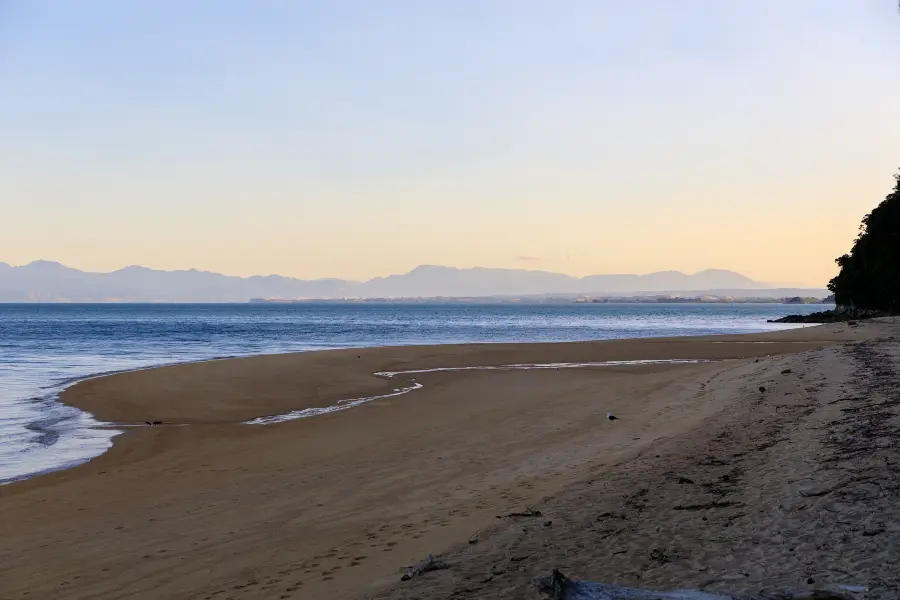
left=1, top=1, right=898, bottom=286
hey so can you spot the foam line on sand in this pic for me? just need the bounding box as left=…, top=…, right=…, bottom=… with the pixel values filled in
left=245, top=359, right=714, bottom=424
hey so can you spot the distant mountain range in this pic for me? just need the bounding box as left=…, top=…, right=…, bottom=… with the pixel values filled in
left=0, top=261, right=826, bottom=302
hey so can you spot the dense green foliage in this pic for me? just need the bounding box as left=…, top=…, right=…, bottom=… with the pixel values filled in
left=827, top=170, right=900, bottom=312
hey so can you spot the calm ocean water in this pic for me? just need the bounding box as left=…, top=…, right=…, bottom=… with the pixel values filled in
left=0, top=302, right=822, bottom=483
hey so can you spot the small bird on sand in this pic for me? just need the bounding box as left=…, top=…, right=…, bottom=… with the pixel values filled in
left=607, top=413, right=618, bottom=421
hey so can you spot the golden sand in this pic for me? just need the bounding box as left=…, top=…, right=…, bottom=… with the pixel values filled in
left=1, top=322, right=889, bottom=599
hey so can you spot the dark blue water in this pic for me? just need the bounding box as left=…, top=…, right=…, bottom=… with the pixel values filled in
left=0, top=302, right=822, bottom=483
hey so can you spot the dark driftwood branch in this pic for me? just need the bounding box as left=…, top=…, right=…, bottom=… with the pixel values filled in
left=503, top=507, right=543, bottom=518
left=673, top=500, right=742, bottom=511
left=533, top=570, right=856, bottom=600
left=400, top=554, right=448, bottom=581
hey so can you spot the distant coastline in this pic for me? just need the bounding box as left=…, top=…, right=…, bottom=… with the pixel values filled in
left=250, top=294, right=835, bottom=305
left=1, top=260, right=826, bottom=303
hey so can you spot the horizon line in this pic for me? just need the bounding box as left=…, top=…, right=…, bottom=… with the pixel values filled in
left=1, top=258, right=826, bottom=288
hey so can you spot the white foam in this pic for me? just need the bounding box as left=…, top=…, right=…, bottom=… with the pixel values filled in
left=4, top=358, right=720, bottom=481
left=245, top=359, right=713, bottom=425
left=246, top=382, right=424, bottom=424
left=375, top=358, right=711, bottom=377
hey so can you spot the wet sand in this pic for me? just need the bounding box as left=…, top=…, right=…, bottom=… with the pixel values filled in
left=0, top=323, right=886, bottom=600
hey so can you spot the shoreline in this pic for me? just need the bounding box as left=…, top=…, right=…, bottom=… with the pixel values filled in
left=1, top=322, right=882, bottom=600
left=57, top=327, right=845, bottom=425
left=1, top=330, right=818, bottom=486
left=1, top=355, right=253, bottom=485
left=0, top=302, right=830, bottom=486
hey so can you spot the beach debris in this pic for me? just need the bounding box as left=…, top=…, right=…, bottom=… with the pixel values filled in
left=595, top=512, right=628, bottom=522
left=758, top=386, right=767, bottom=394
left=698, top=456, right=730, bottom=467
left=797, top=477, right=858, bottom=498
left=503, top=507, right=543, bottom=518
left=861, top=528, right=884, bottom=537
left=781, top=369, right=793, bottom=374
left=533, top=569, right=854, bottom=600
left=400, top=554, right=448, bottom=581
left=673, top=500, right=741, bottom=511
left=607, top=412, right=618, bottom=421
left=834, top=585, right=868, bottom=594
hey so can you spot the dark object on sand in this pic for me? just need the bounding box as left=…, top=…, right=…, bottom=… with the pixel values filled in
left=401, top=554, right=448, bottom=581
left=758, top=386, right=766, bottom=394
left=144, top=420, right=164, bottom=426
left=607, top=413, right=618, bottom=421
left=533, top=569, right=855, bottom=599
left=504, top=507, right=542, bottom=518
left=781, top=369, right=792, bottom=374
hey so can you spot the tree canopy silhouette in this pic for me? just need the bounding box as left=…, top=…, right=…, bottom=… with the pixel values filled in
left=827, top=170, right=900, bottom=312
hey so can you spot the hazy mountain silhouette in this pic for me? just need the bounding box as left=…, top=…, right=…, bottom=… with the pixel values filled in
left=0, top=260, right=818, bottom=302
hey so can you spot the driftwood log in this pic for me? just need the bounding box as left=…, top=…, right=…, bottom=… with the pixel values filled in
left=400, top=554, right=448, bottom=581
left=534, top=570, right=858, bottom=600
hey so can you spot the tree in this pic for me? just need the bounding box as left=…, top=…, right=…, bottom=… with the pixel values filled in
left=827, top=169, right=900, bottom=312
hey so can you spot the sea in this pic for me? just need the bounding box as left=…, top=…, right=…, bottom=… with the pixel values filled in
left=0, top=302, right=823, bottom=484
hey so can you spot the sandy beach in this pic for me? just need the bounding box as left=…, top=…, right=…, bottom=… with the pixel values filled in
left=2, top=321, right=897, bottom=600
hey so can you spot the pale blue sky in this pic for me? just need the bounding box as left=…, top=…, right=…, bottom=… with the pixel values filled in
left=2, top=1, right=898, bottom=284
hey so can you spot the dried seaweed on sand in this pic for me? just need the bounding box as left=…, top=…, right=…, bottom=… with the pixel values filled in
left=533, top=570, right=857, bottom=600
